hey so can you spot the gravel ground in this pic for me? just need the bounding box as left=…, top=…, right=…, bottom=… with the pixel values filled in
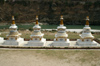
left=0, top=49, right=100, bottom=66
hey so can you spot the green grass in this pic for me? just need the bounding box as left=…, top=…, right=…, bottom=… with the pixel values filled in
left=93, top=34, right=100, bottom=39
left=44, top=35, right=55, bottom=39
left=68, top=32, right=80, bottom=39
left=0, top=33, right=7, bottom=38
left=0, top=25, right=100, bottom=29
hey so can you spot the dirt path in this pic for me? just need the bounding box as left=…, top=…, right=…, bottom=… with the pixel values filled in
left=0, top=49, right=100, bottom=66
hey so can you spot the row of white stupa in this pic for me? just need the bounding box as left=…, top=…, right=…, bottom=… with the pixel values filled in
left=0, top=16, right=99, bottom=47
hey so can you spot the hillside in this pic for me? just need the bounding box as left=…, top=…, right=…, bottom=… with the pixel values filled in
left=0, top=0, right=100, bottom=25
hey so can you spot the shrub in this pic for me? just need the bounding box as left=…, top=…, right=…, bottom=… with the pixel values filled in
left=29, top=27, right=33, bottom=31
left=91, top=32, right=95, bottom=34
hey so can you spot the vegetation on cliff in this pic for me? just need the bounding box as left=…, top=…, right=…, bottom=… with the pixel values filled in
left=0, top=0, right=100, bottom=25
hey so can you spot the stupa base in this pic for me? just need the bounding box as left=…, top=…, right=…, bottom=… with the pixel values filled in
left=76, top=39, right=98, bottom=47
left=24, top=38, right=46, bottom=47
left=51, top=39, right=70, bottom=47
left=3, top=38, right=24, bottom=46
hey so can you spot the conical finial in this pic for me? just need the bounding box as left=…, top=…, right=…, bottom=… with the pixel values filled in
left=12, top=16, right=15, bottom=24
left=60, top=15, right=63, bottom=25
left=36, top=15, right=38, bottom=25
left=86, top=16, right=89, bottom=25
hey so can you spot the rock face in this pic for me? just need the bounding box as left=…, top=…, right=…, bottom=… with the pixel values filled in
left=0, top=0, right=100, bottom=25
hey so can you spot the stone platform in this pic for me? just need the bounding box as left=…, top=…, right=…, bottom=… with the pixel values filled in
left=0, top=40, right=100, bottom=47
left=76, top=39, right=98, bottom=47
left=23, top=38, right=46, bottom=47
left=3, top=38, right=24, bottom=46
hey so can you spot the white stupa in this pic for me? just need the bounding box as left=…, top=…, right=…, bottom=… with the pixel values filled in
left=3, top=16, right=24, bottom=46
left=24, top=15, right=46, bottom=47
left=51, top=15, right=70, bottom=47
left=0, top=33, right=4, bottom=45
left=76, top=16, right=98, bottom=47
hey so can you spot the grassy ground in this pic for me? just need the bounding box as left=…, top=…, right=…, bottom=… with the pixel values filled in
left=0, top=30, right=100, bottom=39
left=0, top=25, right=100, bottom=29
left=0, top=49, right=100, bottom=66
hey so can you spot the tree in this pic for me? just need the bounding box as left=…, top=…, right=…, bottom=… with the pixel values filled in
left=94, top=1, right=100, bottom=7
left=84, top=2, right=92, bottom=10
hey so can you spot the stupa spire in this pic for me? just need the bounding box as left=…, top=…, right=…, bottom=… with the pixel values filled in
left=86, top=16, right=89, bottom=25
left=60, top=15, right=64, bottom=25
left=12, top=16, right=15, bottom=24
left=36, top=15, right=39, bottom=25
